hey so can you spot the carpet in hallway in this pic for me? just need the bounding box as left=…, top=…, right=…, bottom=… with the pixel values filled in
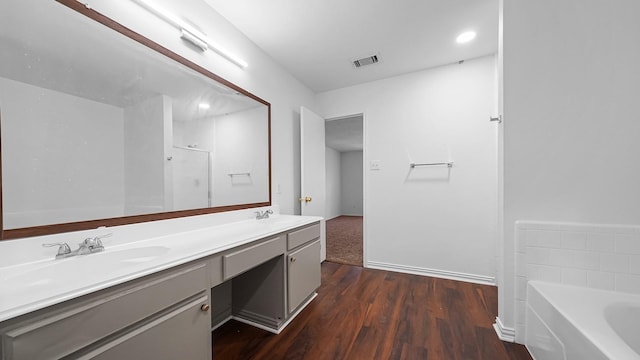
left=325, top=215, right=363, bottom=266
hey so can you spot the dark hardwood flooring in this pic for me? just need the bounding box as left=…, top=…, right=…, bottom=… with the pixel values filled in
left=213, top=262, right=531, bottom=360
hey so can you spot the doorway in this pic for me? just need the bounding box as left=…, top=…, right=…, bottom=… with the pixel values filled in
left=324, top=114, right=364, bottom=266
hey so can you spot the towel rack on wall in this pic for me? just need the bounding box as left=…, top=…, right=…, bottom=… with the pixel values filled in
left=228, top=172, right=251, bottom=177
left=409, top=162, right=453, bottom=169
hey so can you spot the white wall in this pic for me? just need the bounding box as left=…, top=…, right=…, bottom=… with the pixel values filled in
left=499, top=0, right=640, bottom=340
left=340, top=151, right=363, bottom=216
left=318, top=55, right=498, bottom=283
left=0, top=77, right=125, bottom=228
left=325, top=147, right=342, bottom=220
left=86, top=0, right=317, bottom=215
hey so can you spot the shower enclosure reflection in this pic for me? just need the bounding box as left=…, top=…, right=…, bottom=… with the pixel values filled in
left=172, top=104, right=269, bottom=210
left=0, top=0, right=270, bottom=236
left=172, top=146, right=211, bottom=211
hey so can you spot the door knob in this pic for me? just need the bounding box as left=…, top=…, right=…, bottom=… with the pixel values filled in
left=298, top=196, right=312, bottom=203
left=200, top=304, right=210, bottom=312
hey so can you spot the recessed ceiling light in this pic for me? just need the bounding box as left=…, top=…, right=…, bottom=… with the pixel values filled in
left=456, top=31, right=477, bottom=44
left=198, top=103, right=210, bottom=109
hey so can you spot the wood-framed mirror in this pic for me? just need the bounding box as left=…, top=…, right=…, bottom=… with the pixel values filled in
left=0, top=0, right=271, bottom=240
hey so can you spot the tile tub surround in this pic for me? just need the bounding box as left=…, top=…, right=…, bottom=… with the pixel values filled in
left=0, top=207, right=322, bottom=322
left=514, top=221, right=640, bottom=343
left=526, top=281, right=640, bottom=360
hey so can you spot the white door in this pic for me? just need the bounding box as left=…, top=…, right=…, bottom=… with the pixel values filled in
left=300, top=106, right=326, bottom=261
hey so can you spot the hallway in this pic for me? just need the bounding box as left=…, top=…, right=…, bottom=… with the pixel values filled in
left=325, top=215, right=363, bottom=267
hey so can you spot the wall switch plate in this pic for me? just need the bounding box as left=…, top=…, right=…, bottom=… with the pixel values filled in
left=370, top=160, right=381, bottom=171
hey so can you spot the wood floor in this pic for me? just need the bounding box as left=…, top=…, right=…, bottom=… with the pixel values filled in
left=213, top=262, right=532, bottom=360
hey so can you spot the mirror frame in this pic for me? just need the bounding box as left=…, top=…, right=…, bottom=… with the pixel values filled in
left=0, top=0, right=271, bottom=240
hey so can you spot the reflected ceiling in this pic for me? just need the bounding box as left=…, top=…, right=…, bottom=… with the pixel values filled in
left=0, top=1, right=257, bottom=120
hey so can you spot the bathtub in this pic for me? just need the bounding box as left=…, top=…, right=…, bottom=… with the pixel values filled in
left=525, top=281, right=640, bottom=360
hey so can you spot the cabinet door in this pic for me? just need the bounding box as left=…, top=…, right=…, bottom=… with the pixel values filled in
left=84, top=293, right=211, bottom=360
left=287, top=240, right=321, bottom=314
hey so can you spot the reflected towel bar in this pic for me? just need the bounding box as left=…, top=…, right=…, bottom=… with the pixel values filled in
left=228, top=172, right=251, bottom=177
left=410, top=162, right=453, bottom=168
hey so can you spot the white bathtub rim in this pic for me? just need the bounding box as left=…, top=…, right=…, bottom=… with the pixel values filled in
left=528, top=281, right=640, bottom=360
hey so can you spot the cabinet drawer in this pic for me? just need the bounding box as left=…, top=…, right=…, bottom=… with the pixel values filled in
left=287, top=223, right=320, bottom=250
left=209, top=255, right=223, bottom=287
left=1, top=263, right=208, bottom=360
left=223, top=236, right=284, bottom=280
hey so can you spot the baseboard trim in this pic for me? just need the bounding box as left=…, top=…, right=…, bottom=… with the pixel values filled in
left=210, top=315, right=233, bottom=332
left=493, top=316, right=516, bottom=342
left=231, top=292, right=318, bottom=335
left=367, top=261, right=495, bottom=286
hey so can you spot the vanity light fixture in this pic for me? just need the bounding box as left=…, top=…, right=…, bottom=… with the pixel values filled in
left=181, top=29, right=208, bottom=52
left=130, top=0, right=248, bottom=68
left=456, top=31, right=477, bottom=44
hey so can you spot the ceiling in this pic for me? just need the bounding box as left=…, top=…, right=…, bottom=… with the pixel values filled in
left=204, top=0, right=499, bottom=92
left=326, top=115, right=363, bottom=152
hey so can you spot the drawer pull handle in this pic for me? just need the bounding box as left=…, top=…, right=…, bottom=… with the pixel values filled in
left=200, top=304, right=210, bottom=312
left=290, top=257, right=296, bottom=263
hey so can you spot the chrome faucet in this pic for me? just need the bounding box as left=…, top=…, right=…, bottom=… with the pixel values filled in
left=255, top=209, right=273, bottom=220
left=42, top=242, right=73, bottom=259
left=43, top=233, right=111, bottom=259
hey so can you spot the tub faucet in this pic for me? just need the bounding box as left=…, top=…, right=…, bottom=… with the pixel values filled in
left=255, top=209, right=273, bottom=220
left=43, top=233, right=111, bottom=259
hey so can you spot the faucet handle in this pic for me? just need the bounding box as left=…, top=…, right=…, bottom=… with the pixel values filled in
left=42, top=242, right=72, bottom=256
left=96, top=233, right=113, bottom=241
left=81, top=233, right=110, bottom=251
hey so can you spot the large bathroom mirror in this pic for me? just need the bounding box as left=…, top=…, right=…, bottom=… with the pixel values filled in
left=0, top=0, right=271, bottom=239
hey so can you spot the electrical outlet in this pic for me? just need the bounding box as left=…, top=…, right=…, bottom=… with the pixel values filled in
left=370, top=160, right=381, bottom=171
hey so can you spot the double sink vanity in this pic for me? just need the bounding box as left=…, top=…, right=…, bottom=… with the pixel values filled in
left=0, top=213, right=322, bottom=359
left=0, top=1, right=323, bottom=358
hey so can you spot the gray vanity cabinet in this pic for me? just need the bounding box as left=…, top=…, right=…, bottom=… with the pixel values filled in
left=286, top=223, right=321, bottom=314
left=287, top=240, right=321, bottom=313
left=0, top=262, right=211, bottom=360
left=0, top=220, right=322, bottom=359
left=209, top=222, right=322, bottom=331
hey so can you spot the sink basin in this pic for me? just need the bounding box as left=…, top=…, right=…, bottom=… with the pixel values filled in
left=1, top=246, right=170, bottom=292
left=91, top=245, right=170, bottom=264
left=255, top=216, right=305, bottom=228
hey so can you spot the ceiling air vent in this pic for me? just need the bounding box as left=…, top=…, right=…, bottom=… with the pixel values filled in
left=352, top=54, right=379, bottom=68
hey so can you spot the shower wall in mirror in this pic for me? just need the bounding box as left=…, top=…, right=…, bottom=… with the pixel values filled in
left=0, top=0, right=271, bottom=239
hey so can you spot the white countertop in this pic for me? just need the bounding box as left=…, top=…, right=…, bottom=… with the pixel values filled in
left=0, top=214, right=322, bottom=322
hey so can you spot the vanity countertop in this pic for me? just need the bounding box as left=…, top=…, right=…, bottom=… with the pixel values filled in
left=0, top=214, right=322, bottom=322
